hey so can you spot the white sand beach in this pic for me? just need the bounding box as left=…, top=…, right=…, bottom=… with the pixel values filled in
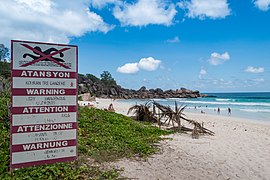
left=94, top=98, right=270, bottom=180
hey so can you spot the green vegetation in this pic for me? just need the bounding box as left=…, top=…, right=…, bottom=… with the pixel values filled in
left=0, top=61, right=10, bottom=79
left=78, top=108, right=170, bottom=162
left=0, top=94, right=171, bottom=179
left=0, top=44, right=9, bottom=61
left=78, top=96, right=83, bottom=101
left=100, top=71, right=116, bottom=87
left=0, top=44, right=10, bottom=79
left=0, top=90, right=10, bottom=127
left=100, top=71, right=116, bottom=95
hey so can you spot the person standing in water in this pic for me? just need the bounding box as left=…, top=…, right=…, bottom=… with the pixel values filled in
left=228, top=107, right=231, bottom=116
left=217, top=107, right=220, bottom=114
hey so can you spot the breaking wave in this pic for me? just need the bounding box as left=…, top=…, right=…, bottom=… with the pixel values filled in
left=216, top=98, right=234, bottom=102
left=239, top=109, right=270, bottom=113
left=176, top=100, right=270, bottom=107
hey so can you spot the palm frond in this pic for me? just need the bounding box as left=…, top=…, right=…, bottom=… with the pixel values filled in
left=127, top=101, right=157, bottom=122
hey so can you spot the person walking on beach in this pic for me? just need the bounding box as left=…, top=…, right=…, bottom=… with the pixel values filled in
left=228, top=107, right=231, bottom=116
left=217, top=107, right=220, bottom=115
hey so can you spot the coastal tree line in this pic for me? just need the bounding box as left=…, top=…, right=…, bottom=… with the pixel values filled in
left=0, top=44, right=10, bottom=79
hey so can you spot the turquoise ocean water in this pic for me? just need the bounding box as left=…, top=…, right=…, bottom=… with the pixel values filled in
left=119, top=92, right=270, bottom=122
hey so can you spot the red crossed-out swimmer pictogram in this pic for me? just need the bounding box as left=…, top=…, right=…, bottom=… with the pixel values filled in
left=20, top=43, right=71, bottom=69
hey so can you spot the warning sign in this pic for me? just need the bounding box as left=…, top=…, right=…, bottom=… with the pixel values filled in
left=10, top=40, right=78, bottom=169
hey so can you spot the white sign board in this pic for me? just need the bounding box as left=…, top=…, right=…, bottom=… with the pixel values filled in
left=10, top=40, right=78, bottom=169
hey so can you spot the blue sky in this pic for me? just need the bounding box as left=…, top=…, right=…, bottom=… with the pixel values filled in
left=1, top=0, right=270, bottom=92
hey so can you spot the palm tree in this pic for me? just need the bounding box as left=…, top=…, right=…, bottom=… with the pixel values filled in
left=154, top=101, right=215, bottom=136
left=128, top=101, right=214, bottom=137
left=152, top=101, right=187, bottom=130
left=127, top=102, right=157, bottom=123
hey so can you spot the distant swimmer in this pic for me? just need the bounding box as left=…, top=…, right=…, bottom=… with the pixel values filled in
left=228, top=107, right=231, bottom=116
left=217, top=107, right=220, bottom=115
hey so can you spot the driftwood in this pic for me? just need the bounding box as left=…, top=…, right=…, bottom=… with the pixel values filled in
left=167, top=126, right=193, bottom=132
left=128, top=101, right=215, bottom=138
left=166, top=123, right=214, bottom=136
left=152, top=101, right=214, bottom=137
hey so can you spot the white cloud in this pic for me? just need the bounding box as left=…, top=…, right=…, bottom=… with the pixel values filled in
left=209, top=52, right=230, bottom=65
left=117, top=57, right=162, bottom=74
left=16, top=0, right=53, bottom=14
left=117, top=63, right=139, bottom=74
left=245, top=66, right=264, bottom=73
left=113, top=0, right=177, bottom=26
left=254, top=0, right=270, bottom=11
left=166, top=36, right=180, bottom=43
left=178, top=0, right=231, bottom=19
left=138, top=57, right=161, bottom=71
left=91, top=0, right=120, bottom=9
left=198, top=67, right=207, bottom=79
left=0, top=0, right=113, bottom=45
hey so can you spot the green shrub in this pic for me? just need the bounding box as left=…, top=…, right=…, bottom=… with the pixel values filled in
left=0, top=90, right=10, bottom=127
